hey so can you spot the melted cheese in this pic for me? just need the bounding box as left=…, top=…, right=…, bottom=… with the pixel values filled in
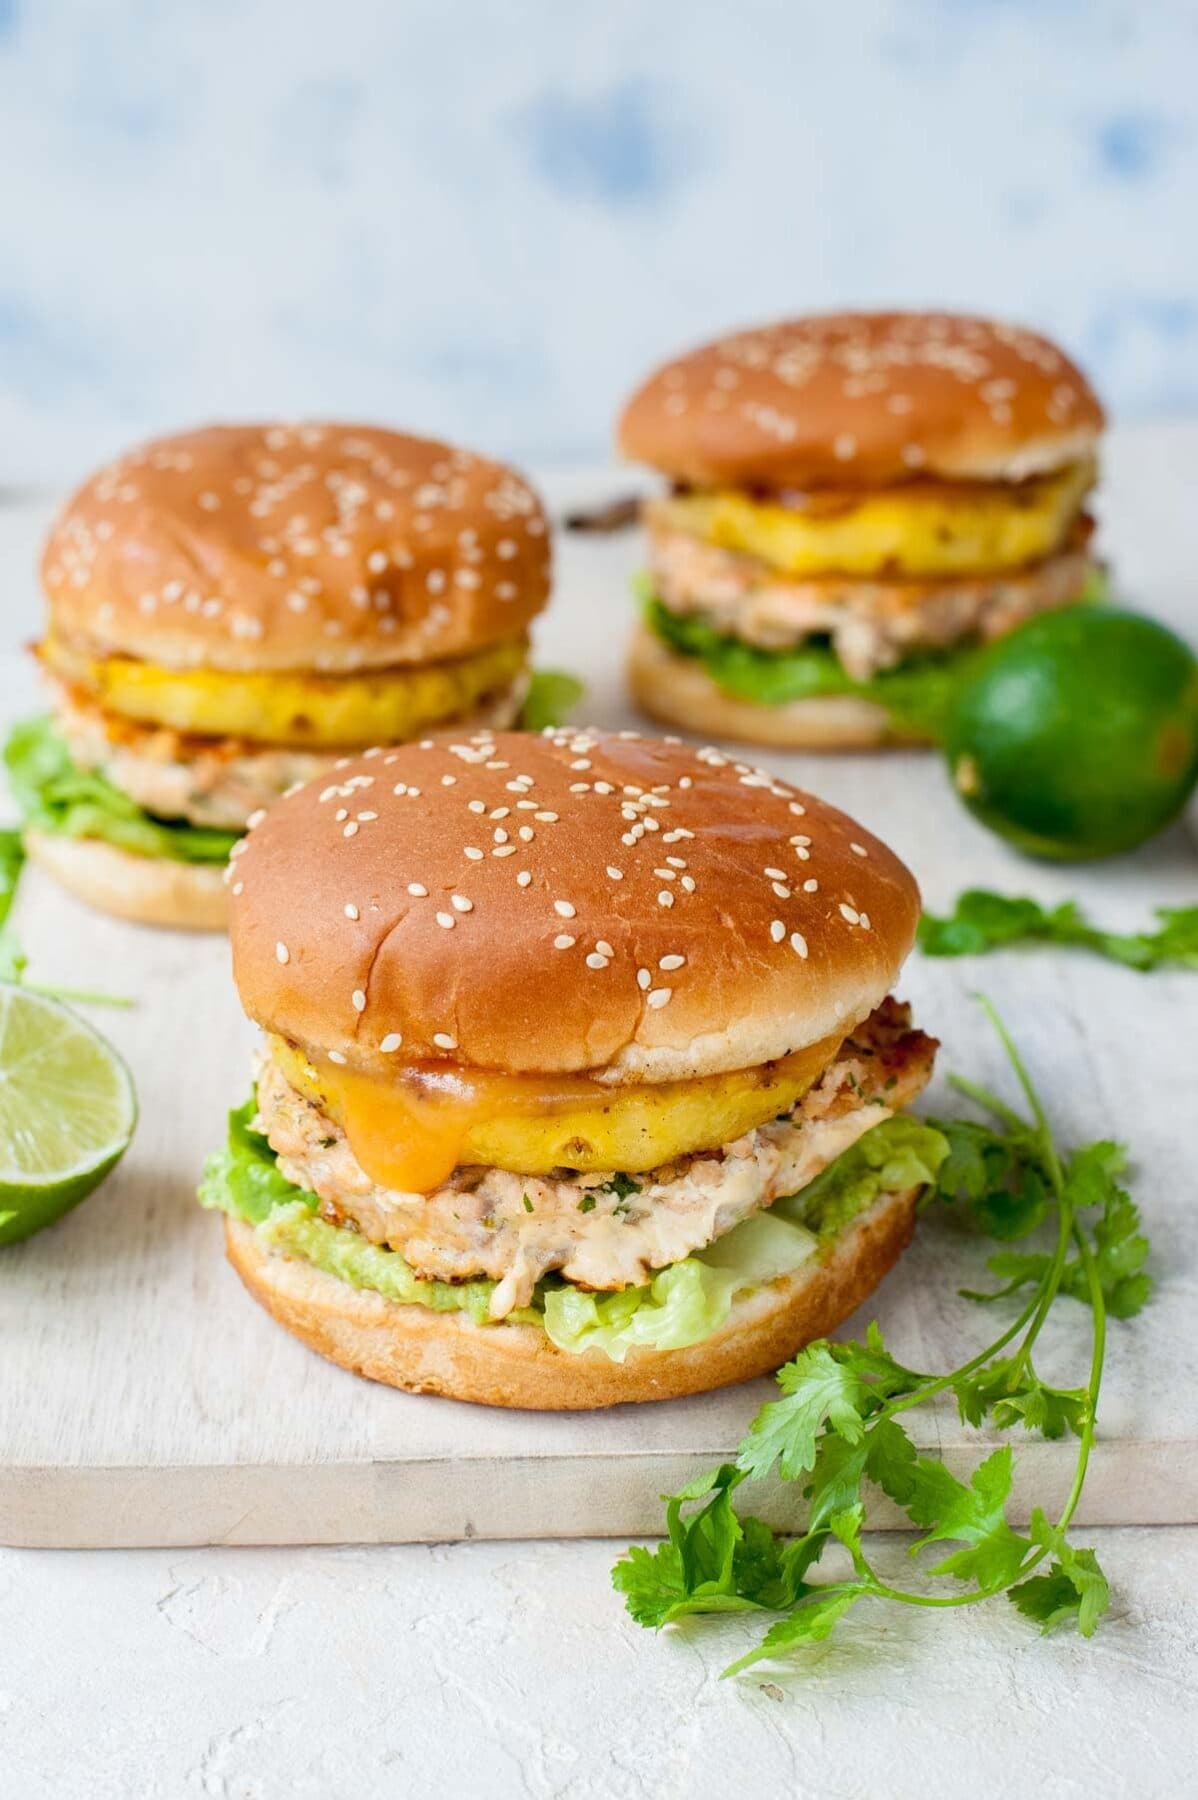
left=268, top=1033, right=844, bottom=1193
left=39, top=634, right=527, bottom=748
left=651, top=460, right=1094, bottom=579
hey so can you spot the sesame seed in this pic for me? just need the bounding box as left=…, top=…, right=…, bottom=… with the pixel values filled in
left=329, top=1050, right=347, bottom=1065
left=803, top=878, right=819, bottom=893
left=851, top=843, right=868, bottom=857
left=859, top=912, right=872, bottom=931
left=636, top=968, right=652, bottom=990
left=344, top=903, right=359, bottom=920
left=770, top=920, right=785, bottom=943
left=357, top=810, right=378, bottom=822
left=646, top=988, right=672, bottom=1009
left=839, top=903, right=861, bottom=925
left=493, top=828, right=509, bottom=844
left=657, top=890, right=674, bottom=908
left=408, top=883, right=428, bottom=897
left=518, top=826, right=534, bottom=842
left=275, top=942, right=290, bottom=964
left=393, top=784, right=408, bottom=797
left=764, top=866, right=786, bottom=880
left=586, top=953, right=609, bottom=970
left=352, top=989, right=366, bottom=1011
left=465, top=847, right=484, bottom=862
left=596, top=940, right=614, bottom=958
left=772, top=882, right=791, bottom=899
left=435, top=912, right=455, bottom=930
left=554, top=934, right=576, bottom=950
left=554, top=900, right=576, bottom=918
left=680, top=876, right=695, bottom=893
left=607, top=866, right=623, bottom=880
left=343, top=822, right=358, bottom=838
left=433, top=1033, right=457, bottom=1052
left=791, top=933, right=809, bottom=959
left=451, top=894, right=473, bottom=913
left=659, top=954, right=685, bottom=971
left=380, top=1033, right=403, bottom=1054
left=468, top=800, right=486, bottom=814
left=246, top=809, right=266, bottom=830
left=535, top=812, right=558, bottom=823
left=516, top=871, right=532, bottom=888
left=492, top=845, right=516, bottom=858
left=789, top=801, right=806, bottom=816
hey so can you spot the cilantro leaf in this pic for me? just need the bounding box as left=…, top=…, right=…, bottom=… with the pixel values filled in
left=919, top=890, right=1198, bottom=973
left=1008, top=1510, right=1110, bottom=1638
left=737, top=1345, right=871, bottom=1482
left=953, top=1357, right=1090, bottom=1440
left=931, top=1117, right=1050, bottom=1240
left=613, top=998, right=1148, bottom=1674
left=721, top=1584, right=871, bottom=1677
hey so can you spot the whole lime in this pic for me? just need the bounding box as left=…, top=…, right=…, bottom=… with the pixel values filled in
left=945, top=606, right=1198, bottom=860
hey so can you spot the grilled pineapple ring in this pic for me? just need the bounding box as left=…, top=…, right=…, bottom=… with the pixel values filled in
left=270, top=1031, right=846, bottom=1191
left=652, top=460, right=1095, bottom=580
left=41, top=634, right=528, bottom=749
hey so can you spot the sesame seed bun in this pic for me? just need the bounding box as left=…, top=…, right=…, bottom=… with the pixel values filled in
left=42, top=423, right=552, bottom=675
left=229, top=728, right=920, bottom=1081
left=619, top=312, right=1104, bottom=490
left=23, top=829, right=229, bottom=931
left=628, top=621, right=924, bottom=749
left=223, top=1181, right=917, bottom=1409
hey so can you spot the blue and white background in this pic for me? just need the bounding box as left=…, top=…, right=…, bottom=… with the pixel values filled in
left=1, top=1, right=1195, bottom=486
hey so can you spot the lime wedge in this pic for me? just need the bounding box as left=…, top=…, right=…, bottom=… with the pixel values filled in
left=0, top=985, right=137, bottom=1245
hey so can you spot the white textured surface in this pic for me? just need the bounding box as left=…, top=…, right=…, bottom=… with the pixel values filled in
left=1, top=427, right=1197, bottom=1789
left=2, top=1529, right=1197, bottom=1798
left=3, top=426, right=1198, bottom=1547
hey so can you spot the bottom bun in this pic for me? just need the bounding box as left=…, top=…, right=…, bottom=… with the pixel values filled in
left=628, top=622, right=926, bottom=750
left=24, top=829, right=230, bottom=931
left=224, top=1185, right=917, bottom=1410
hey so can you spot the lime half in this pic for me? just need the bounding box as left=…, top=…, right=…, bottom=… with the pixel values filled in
left=0, top=986, right=137, bottom=1245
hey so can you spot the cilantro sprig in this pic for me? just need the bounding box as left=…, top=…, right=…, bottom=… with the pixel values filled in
left=613, top=999, right=1151, bottom=1673
left=919, top=889, right=1198, bottom=972
left=0, top=829, right=132, bottom=1007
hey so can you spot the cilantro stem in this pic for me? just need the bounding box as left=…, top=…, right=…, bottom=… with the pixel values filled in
left=24, top=981, right=135, bottom=1010
left=1055, top=1220, right=1106, bottom=1536
left=947, top=1073, right=1027, bottom=1136
left=875, top=1286, right=1041, bottom=1426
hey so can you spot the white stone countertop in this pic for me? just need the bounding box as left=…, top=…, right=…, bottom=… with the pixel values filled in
left=4, top=1529, right=1197, bottom=1798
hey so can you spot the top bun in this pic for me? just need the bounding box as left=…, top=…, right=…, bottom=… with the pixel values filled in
left=619, top=312, right=1104, bottom=490
left=229, top=728, right=920, bottom=1082
left=42, top=423, right=552, bottom=674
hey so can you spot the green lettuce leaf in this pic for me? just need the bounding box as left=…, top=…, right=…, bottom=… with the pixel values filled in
left=518, top=669, right=585, bottom=730
left=640, top=591, right=969, bottom=741
left=198, top=1097, right=310, bottom=1225
left=4, top=716, right=240, bottom=865
left=198, top=1103, right=948, bottom=1359
left=775, top=1116, right=950, bottom=1239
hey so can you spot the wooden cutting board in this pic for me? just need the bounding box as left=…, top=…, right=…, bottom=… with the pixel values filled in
left=2, top=427, right=1196, bottom=1547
